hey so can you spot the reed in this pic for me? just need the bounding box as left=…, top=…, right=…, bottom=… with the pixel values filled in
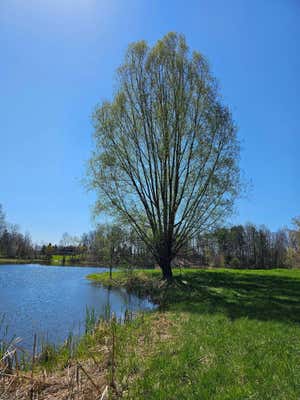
left=0, top=300, right=143, bottom=398
left=85, top=306, right=96, bottom=335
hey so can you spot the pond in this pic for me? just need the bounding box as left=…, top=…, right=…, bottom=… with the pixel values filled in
left=0, top=264, right=154, bottom=352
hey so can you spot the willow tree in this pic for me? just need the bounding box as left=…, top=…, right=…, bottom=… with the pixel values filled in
left=88, top=33, right=240, bottom=280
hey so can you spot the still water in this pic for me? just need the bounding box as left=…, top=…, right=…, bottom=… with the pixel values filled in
left=0, top=264, right=154, bottom=351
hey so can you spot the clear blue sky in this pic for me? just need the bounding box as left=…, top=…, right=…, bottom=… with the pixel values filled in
left=0, top=0, right=299, bottom=244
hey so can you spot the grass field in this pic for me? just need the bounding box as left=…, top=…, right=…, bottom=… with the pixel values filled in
left=87, top=268, right=300, bottom=399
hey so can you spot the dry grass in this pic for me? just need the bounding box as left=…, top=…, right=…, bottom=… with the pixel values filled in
left=1, top=355, right=108, bottom=400
left=0, top=312, right=175, bottom=400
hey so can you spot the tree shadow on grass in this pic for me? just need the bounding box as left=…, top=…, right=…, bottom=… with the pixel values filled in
left=166, top=270, right=300, bottom=325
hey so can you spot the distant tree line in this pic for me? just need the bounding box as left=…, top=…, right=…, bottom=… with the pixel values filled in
left=0, top=204, right=34, bottom=259
left=193, top=223, right=296, bottom=268
left=1, top=203, right=299, bottom=268
left=79, top=224, right=154, bottom=267
left=58, top=220, right=299, bottom=269
left=76, top=220, right=300, bottom=269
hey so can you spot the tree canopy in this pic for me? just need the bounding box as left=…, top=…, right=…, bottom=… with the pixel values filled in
left=88, top=32, right=240, bottom=279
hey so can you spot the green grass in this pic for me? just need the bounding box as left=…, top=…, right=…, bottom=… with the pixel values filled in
left=51, top=254, right=73, bottom=264
left=0, top=258, right=42, bottom=264
left=87, top=268, right=300, bottom=399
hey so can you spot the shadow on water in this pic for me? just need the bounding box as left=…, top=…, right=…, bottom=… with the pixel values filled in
left=169, top=270, right=300, bottom=324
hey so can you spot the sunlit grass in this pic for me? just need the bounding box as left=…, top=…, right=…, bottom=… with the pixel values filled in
left=88, top=268, right=300, bottom=399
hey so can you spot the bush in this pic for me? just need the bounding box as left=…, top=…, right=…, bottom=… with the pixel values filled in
left=231, top=257, right=240, bottom=268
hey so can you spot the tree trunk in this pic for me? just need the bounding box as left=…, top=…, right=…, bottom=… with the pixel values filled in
left=159, top=259, right=173, bottom=281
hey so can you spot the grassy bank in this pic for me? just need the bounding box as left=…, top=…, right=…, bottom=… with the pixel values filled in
left=0, top=258, right=44, bottom=265
left=86, top=268, right=300, bottom=399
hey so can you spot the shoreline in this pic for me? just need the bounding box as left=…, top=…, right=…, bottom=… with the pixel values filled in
left=0, top=258, right=109, bottom=268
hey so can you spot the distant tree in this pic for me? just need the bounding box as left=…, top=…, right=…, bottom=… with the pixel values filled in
left=0, top=204, right=6, bottom=236
left=292, top=217, right=300, bottom=247
left=230, top=225, right=246, bottom=263
left=271, top=229, right=288, bottom=268
left=194, top=223, right=291, bottom=269
left=244, top=224, right=258, bottom=267
left=44, top=243, right=53, bottom=262
left=0, top=205, right=6, bottom=256
left=0, top=224, right=34, bottom=259
left=257, top=227, right=270, bottom=268
left=88, top=33, right=240, bottom=280
left=59, top=232, right=78, bottom=247
left=102, top=224, right=124, bottom=278
left=287, top=216, right=300, bottom=268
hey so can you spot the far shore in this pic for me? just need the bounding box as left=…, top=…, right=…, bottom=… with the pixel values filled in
left=0, top=258, right=109, bottom=268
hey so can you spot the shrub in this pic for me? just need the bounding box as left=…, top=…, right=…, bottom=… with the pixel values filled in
left=231, top=257, right=240, bottom=268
